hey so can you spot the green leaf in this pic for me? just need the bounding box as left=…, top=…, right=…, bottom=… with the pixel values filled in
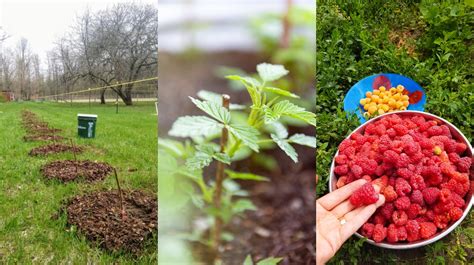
left=266, top=122, right=288, bottom=139
left=263, top=87, right=299, bottom=98
left=232, top=199, right=257, bottom=214
left=288, top=134, right=316, bottom=148
left=189, top=97, right=231, bottom=124
left=158, top=138, right=185, bottom=157
left=197, top=90, right=246, bottom=110
left=228, top=124, right=260, bottom=152
left=226, top=75, right=262, bottom=106
left=225, top=169, right=269, bottom=181
left=256, top=257, right=283, bottom=265
left=186, top=151, right=213, bottom=169
left=257, top=63, right=289, bottom=82
left=265, top=100, right=316, bottom=126
left=243, top=255, right=253, bottom=265
left=169, top=116, right=223, bottom=137
left=271, top=134, right=298, bottom=162
left=213, top=152, right=231, bottom=164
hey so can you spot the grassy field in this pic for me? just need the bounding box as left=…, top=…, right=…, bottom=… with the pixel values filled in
left=0, top=102, right=157, bottom=264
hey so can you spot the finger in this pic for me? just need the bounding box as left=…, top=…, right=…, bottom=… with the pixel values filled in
left=318, top=179, right=367, bottom=210
left=340, top=195, right=385, bottom=241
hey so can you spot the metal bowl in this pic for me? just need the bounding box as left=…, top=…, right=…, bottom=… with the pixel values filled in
left=329, top=110, right=473, bottom=249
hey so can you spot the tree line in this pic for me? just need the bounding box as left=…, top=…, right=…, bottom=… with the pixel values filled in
left=0, top=2, right=157, bottom=105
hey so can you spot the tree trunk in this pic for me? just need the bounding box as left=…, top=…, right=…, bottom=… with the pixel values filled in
left=100, top=88, right=106, bottom=104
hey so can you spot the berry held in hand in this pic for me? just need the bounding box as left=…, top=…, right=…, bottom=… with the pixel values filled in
left=349, top=182, right=379, bottom=207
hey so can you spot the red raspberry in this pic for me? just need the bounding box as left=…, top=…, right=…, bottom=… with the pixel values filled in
left=349, top=183, right=379, bottom=207
left=433, top=200, right=454, bottom=214
left=396, top=168, right=412, bottom=179
left=406, top=220, right=420, bottom=242
left=433, top=213, right=450, bottom=229
left=336, top=176, right=347, bottom=188
left=452, top=171, right=469, bottom=184
left=387, top=128, right=397, bottom=138
left=422, top=187, right=440, bottom=205
left=425, top=210, right=435, bottom=221
left=444, top=140, right=457, bottom=153
left=421, top=165, right=442, bottom=186
left=364, top=124, right=376, bottom=135
left=455, top=142, right=467, bottom=154
left=397, top=226, right=407, bottom=241
left=439, top=188, right=452, bottom=203
left=419, top=121, right=436, bottom=132
left=449, top=207, right=463, bottom=221
left=383, top=185, right=398, bottom=202
left=393, top=124, right=409, bottom=136
left=456, top=157, right=472, bottom=173
left=410, top=190, right=424, bottom=205
left=404, top=141, right=421, bottom=155
left=380, top=203, right=395, bottom=220
left=448, top=153, right=460, bottom=164
left=338, top=139, right=352, bottom=152
left=373, top=213, right=386, bottom=225
left=407, top=203, right=422, bottom=219
left=411, top=115, right=425, bottom=126
left=439, top=125, right=451, bottom=137
left=335, top=154, right=348, bottom=165
left=361, top=223, right=375, bottom=238
left=419, top=138, right=434, bottom=149
left=341, top=146, right=356, bottom=158
left=356, top=158, right=378, bottom=175
left=427, top=126, right=443, bottom=136
left=362, top=175, right=372, bottom=182
left=383, top=150, right=399, bottom=165
left=410, top=152, right=424, bottom=164
left=396, top=153, right=411, bottom=168
left=440, top=162, right=455, bottom=175
left=375, top=165, right=385, bottom=176
left=395, top=178, right=411, bottom=197
left=372, top=224, right=387, bottom=243
left=392, top=210, right=408, bottom=226
left=394, top=196, right=411, bottom=210
left=334, top=165, right=348, bottom=176
left=409, top=174, right=426, bottom=190
left=450, top=192, right=465, bottom=208
left=388, top=176, right=396, bottom=187
left=419, top=222, right=437, bottom=239
left=351, top=165, right=363, bottom=178
left=390, top=140, right=404, bottom=153
left=375, top=124, right=387, bottom=136
left=387, top=224, right=399, bottom=243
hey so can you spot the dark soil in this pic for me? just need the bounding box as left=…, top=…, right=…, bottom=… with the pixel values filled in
left=26, top=127, right=62, bottom=134
left=41, top=160, right=113, bottom=182
left=23, top=134, right=65, bottom=142
left=29, top=143, right=84, bottom=156
left=64, top=190, right=157, bottom=254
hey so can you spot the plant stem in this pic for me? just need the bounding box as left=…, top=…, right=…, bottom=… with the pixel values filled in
left=113, top=168, right=127, bottom=220
left=212, top=94, right=230, bottom=255
left=69, top=139, right=78, bottom=175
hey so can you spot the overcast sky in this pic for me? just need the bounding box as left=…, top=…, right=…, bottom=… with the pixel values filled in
left=0, top=0, right=157, bottom=65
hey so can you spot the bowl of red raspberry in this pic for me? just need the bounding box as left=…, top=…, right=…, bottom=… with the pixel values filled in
left=329, top=111, right=473, bottom=249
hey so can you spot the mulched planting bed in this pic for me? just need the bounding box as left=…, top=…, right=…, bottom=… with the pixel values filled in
left=41, top=160, right=113, bottom=182
left=29, top=143, right=84, bottom=156
left=64, top=190, right=157, bottom=254
left=26, top=127, right=62, bottom=134
left=23, top=134, right=65, bottom=142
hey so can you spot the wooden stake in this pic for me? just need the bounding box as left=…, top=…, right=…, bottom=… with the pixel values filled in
left=212, top=94, right=230, bottom=256
left=113, top=168, right=127, bottom=220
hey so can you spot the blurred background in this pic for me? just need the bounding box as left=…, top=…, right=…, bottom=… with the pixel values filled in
left=158, top=0, right=315, bottom=132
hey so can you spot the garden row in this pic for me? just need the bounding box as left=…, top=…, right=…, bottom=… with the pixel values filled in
left=20, top=110, right=157, bottom=255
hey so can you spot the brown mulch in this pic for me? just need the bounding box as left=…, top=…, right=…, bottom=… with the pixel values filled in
left=64, top=190, right=157, bottom=254
left=23, top=134, right=65, bottom=142
left=41, top=160, right=113, bottom=182
left=29, top=144, right=84, bottom=156
left=26, top=127, right=62, bottom=134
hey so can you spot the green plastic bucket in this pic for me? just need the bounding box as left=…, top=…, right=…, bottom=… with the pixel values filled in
left=77, top=114, right=97, bottom=138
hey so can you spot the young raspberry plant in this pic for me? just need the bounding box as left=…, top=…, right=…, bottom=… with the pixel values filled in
left=158, top=63, right=316, bottom=259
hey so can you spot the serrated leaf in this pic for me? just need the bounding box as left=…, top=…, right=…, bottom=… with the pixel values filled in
left=197, top=90, right=246, bottom=110
left=289, top=134, right=316, bottom=148
left=186, top=151, right=213, bottom=169
left=228, top=124, right=260, bottom=152
left=243, top=255, right=253, bottom=265
left=232, top=199, right=257, bottom=214
left=256, top=257, right=283, bottom=265
left=213, top=152, right=231, bottom=164
left=266, top=121, right=288, bottom=139
left=271, top=134, right=298, bottom=162
left=266, top=100, right=316, bottom=126
left=257, top=63, right=289, bottom=82
left=225, top=169, right=269, bottom=181
left=226, top=75, right=261, bottom=88
left=189, top=97, right=231, bottom=124
left=226, top=75, right=262, bottom=106
left=169, top=116, right=223, bottom=137
left=263, top=87, right=299, bottom=98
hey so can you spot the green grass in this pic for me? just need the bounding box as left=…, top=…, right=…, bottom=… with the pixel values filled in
left=0, top=102, right=157, bottom=264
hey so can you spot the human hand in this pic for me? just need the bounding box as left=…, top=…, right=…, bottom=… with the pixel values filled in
left=316, top=179, right=385, bottom=265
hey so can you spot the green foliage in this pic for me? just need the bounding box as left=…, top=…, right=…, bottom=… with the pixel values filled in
left=243, top=255, right=283, bottom=265
left=317, top=0, right=473, bottom=263
left=158, top=64, right=315, bottom=260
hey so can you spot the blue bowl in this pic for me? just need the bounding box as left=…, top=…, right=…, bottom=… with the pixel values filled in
left=343, top=73, right=426, bottom=123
